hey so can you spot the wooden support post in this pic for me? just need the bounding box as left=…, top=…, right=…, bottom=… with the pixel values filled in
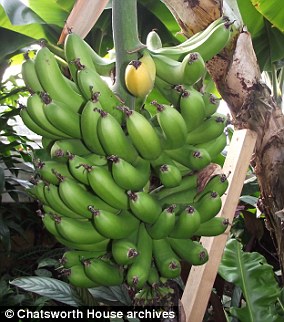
left=181, top=129, right=257, bottom=322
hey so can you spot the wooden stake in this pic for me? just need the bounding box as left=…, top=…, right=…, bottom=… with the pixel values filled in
left=181, top=129, right=257, bottom=322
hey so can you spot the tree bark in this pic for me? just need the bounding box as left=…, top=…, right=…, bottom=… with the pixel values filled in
left=162, top=0, right=284, bottom=278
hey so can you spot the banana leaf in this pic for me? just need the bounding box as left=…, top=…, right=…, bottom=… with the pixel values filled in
left=218, top=238, right=281, bottom=322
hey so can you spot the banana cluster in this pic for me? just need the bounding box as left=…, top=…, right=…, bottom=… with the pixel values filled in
left=20, top=16, right=232, bottom=304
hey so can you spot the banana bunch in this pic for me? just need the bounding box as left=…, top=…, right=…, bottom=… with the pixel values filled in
left=20, top=17, right=232, bottom=305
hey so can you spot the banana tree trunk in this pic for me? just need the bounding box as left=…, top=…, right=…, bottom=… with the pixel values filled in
left=161, top=0, right=284, bottom=277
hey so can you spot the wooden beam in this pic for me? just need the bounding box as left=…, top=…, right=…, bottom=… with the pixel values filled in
left=181, top=129, right=257, bottom=322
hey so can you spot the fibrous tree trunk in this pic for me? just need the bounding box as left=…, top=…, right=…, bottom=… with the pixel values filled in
left=162, top=0, right=284, bottom=278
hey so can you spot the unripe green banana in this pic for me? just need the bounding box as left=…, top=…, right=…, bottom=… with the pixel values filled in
left=124, top=51, right=156, bottom=98
left=179, top=87, right=206, bottom=132
left=152, top=238, right=181, bottom=279
left=198, top=173, right=229, bottom=197
left=194, top=191, right=222, bottom=223
left=158, top=187, right=197, bottom=209
left=58, top=176, right=119, bottom=218
left=43, top=184, right=84, bottom=219
left=35, top=160, right=73, bottom=185
left=54, top=215, right=106, bottom=244
left=76, top=64, right=123, bottom=123
left=168, top=238, right=209, bottom=265
left=122, top=107, right=162, bottom=160
left=89, top=208, right=140, bottom=239
left=43, top=97, right=82, bottom=139
left=50, top=139, right=90, bottom=160
left=158, top=164, right=182, bottom=188
left=154, top=77, right=183, bottom=107
left=147, top=264, right=160, bottom=287
left=146, top=204, right=176, bottom=239
left=84, top=258, right=124, bottom=286
left=34, top=46, right=84, bottom=113
left=19, top=107, right=61, bottom=140
left=193, top=216, right=230, bottom=236
left=87, top=165, right=129, bottom=210
left=61, top=249, right=107, bottom=269
left=97, top=110, right=138, bottom=163
left=151, top=101, right=187, bottom=149
left=41, top=212, right=61, bottom=238
left=109, top=155, right=150, bottom=191
left=56, top=235, right=110, bottom=252
left=146, top=30, right=163, bottom=50
left=169, top=205, right=201, bottom=238
left=84, top=153, right=108, bottom=166
left=111, top=238, right=139, bottom=265
left=21, top=56, right=44, bottom=93
left=27, top=180, right=48, bottom=204
left=126, top=223, right=153, bottom=289
left=186, top=113, right=227, bottom=145
left=196, top=132, right=227, bottom=160
left=182, top=52, right=206, bottom=85
left=128, top=191, right=162, bottom=224
left=80, top=99, right=106, bottom=155
left=203, top=92, right=221, bottom=117
left=66, top=263, right=100, bottom=288
left=41, top=137, right=54, bottom=151
left=26, top=94, right=71, bottom=139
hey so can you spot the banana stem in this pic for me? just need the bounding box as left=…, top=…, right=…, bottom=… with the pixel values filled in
left=112, top=0, right=144, bottom=109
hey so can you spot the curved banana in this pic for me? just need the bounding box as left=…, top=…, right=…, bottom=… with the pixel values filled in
left=109, top=155, right=150, bottom=191
left=194, top=191, right=222, bottom=223
left=158, top=164, right=182, bottom=188
left=58, top=176, right=119, bottom=218
left=196, top=132, right=227, bottom=160
left=182, top=52, right=206, bottom=85
left=21, top=56, right=44, bottom=94
left=146, top=30, right=163, bottom=50
left=198, top=173, right=229, bottom=197
left=97, top=110, right=138, bottom=163
left=111, top=238, right=139, bottom=266
left=66, top=263, right=100, bottom=288
left=80, top=99, right=106, bottom=155
left=87, top=165, right=129, bottom=210
left=34, top=46, right=84, bottom=113
left=193, top=216, right=230, bottom=236
left=61, top=249, right=106, bottom=268
left=122, top=107, right=162, bottom=160
left=154, top=76, right=183, bottom=107
left=50, top=139, right=90, bottom=160
left=27, top=180, right=48, bottom=204
left=203, top=92, right=221, bottom=117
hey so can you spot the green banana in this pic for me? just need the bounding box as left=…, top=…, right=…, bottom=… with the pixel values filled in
left=61, top=249, right=107, bottom=268
left=147, top=264, right=160, bottom=287
left=179, top=87, right=206, bottom=132
left=90, top=208, right=140, bottom=239
left=97, top=110, right=138, bottom=163
left=56, top=235, right=110, bottom=252
left=186, top=113, right=227, bottom=145
left=67, top=153, right=95, bottom=186
left=128, top=191, right=162, bottom=224
left=84, top=153, right=108, bottom=166
left=87, top=165, right=129, bottom=210
left=151, top=101, right=187, bottom=149
left=66, top=263, right=100, bottom=288
left=34, top=46, right=84, bottom=113
left=84, top=258, right=124, bottom=286
left=168, top=238, right=209, bottom=265
left=196, top=132, right=227, bottom=160
left=54, top=215, right=106, bottom=244
left=35, top=159, right=73, bottom=185
left=43, top=184, right=84, bottom=219
left=122, top=107, right=162, bottom=160
left=26, top=94, right=71, bottom=139
left=158, top=188, right=197, bottom=209
left=158, top=164, right=182, bottom=188
left=154, top=76, right=183, bottom=107
left=50, top=139, right=90, bottom=160
left=41, top=212, right=61, bottom=238
left=198, top=173, right=229, bottom=197
left=21, top=56, right=44, bottom=93
left=203, top=92, right=221, bottom=117
left=126, top=223, right=153, bottom=289
left=19, top=107, right=61, bottom=140
left=27, top=180, right=48, bottom=204
left=109, top=155, right=150, bottom=191
left=146, top=30, right=163, bottom=50
left=41, top=137, right=54, bottom=151
left=58, top=176, right=119, bottom=218
left=152, top=238, right=181, bottom=279
left=182, top=52, right=206, bottom=85
left=193, top=191, right=222, bottom=223
left=169, top=205, right=201, bottom=239
left=43, top=98, right=82, bottom=139
left=149, top=19, right=232, bottom=62
left=80, top=99, right=106, bottom=155
left=193, top=216, right=230, bottom=236
left=146, top=204, right=176, bottom=239
left=111, top=238, right=139, bottom=265
left=76, top=64, right=123, bottom=123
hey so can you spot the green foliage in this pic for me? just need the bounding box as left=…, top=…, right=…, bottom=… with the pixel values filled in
left=219, top=238, right=282, bottom=322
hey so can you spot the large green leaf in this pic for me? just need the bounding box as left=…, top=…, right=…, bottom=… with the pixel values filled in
left=251, top=0, right=284, bottom=33
left=10, top=277, right=78, bottom=306
left=218, top=239, right=281, bottom=322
